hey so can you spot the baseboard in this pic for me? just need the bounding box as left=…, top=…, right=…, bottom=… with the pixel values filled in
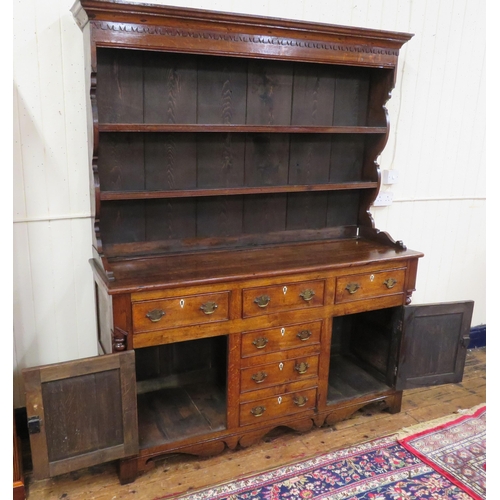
left=469, top=324, right=486, bottom=349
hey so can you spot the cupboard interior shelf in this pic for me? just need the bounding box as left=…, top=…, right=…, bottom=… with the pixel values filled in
left=98, top=124, right=388, bottom=134
left=100, top=182, right=379, bottom=201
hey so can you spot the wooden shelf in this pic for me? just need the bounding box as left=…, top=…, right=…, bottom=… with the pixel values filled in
left=137, top=382, right=226, bottom=449
left=98, top=124, right=388, bottom=134
left=100, top=182, right=379, bottom=201
left=327, top=355, right=390, bottom=404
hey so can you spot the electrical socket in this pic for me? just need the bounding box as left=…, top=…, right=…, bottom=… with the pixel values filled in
left=382, top=170, right=399, bottom=184
left=373, top=192, right=393, bottom=206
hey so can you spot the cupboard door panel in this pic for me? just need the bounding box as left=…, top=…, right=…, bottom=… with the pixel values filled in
left=395, top=301, right=474, bottom=390
left=23, top=351, right=138, bottom=480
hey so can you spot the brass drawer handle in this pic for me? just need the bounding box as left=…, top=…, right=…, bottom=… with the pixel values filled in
left=254, top=295, right=271, bottom=308
left=345, top=282, right=360, bottom=294
left=251, top=371, right=268, bottom=384
left=146, top=309, right=166, bottom=323
left=296, top=330, right=312, bottom=341
left=293, top=396, right=308, bottom=407
left=295, top=362, right=309, bottom=374
left=384, top=278, right=398, bottom=289
left=200, top=301, right=218, bottom=315
left=252, top=337, right=269, bottom=349
left=250, top=406, right=266, bottom=417
left=299, top=289, right=315, bottom=301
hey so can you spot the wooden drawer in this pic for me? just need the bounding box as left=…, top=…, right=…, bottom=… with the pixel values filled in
left=239, top=388, right=317, bottom=426
left=132, top=291, right=230, bottom=333
left=335, top=268, right=406, bottom=304
left=241, top=321, right=322, bottom=358
left=242, top=280, right=325, bottom=318
left=240, top=355, right=319, bottom=393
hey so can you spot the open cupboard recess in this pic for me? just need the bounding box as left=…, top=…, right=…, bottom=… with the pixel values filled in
left=21, top=0, right=474, bottom=485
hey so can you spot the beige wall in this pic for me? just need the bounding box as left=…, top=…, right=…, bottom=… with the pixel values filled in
left=13, top=0, right=486, bottom=407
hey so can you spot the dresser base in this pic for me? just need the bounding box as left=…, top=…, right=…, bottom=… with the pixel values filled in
left=119, top=391, right=402, bottom=484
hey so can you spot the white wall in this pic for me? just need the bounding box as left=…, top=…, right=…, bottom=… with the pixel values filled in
left=13, top=0, right=486, bottom=407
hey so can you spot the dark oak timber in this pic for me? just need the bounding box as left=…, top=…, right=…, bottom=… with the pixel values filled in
left=23, top=351, right=138, bottom=480
left=14, top=0, right=471, bottom=487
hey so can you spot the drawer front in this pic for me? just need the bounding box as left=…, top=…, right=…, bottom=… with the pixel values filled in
left=335, top=269, right=406, bottom=304
left=240, top=355, right=319, bottom=393
left=132, top=291, right=230, bottom=333
left=239, top=388, right=317, bottom=426
left=242, top=280, right=325, bottom=318
left=241, top=321, right=322, bottom=358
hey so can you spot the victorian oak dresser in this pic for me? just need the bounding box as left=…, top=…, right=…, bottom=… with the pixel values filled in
left=22, top=0, right=474, bottom=485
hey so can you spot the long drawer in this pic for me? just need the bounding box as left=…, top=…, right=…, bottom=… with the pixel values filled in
left=242, top=280, right=325, bottom=318
left=241, top=321, right=322, bottom=358
left=239, top=387, right=317, bottom=426
left=240, top=355, right=319, bottom=393
left=132, top=291, right=230, bottom=333
left=335, top=268, right=406, bottom=304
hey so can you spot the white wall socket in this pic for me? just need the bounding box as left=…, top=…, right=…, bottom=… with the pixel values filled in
left=382, top=169, right=399, bottom=184
left=373, top=191, right=393, bottom=206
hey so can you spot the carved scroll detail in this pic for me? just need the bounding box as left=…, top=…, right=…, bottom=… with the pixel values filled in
left=358, top=226, right=407, bottom=251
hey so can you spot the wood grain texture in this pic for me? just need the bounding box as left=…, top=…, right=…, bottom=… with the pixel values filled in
left=23, top=351, right=138, bottom=480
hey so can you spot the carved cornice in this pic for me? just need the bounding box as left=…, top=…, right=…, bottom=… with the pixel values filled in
left=74, top=0, right=413, bottom=44
left=93, top=21, right=400, bottom=57
left=72, top=0, right=413, bottom=68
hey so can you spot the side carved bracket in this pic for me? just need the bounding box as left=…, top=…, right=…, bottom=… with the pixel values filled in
left=358, top=226, right=407, bottom=251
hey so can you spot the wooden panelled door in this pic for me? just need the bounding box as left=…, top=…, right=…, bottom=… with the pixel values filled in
left=23, top=351, right=138, bottom=480
left=396, top=301, right=474, bottom=390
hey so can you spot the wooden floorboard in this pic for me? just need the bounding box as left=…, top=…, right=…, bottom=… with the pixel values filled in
left=23, top=348, right=486, bottom=500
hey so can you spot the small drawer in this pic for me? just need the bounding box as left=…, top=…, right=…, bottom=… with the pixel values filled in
left=242, top=280, right=325, bottom=318
left=240, top=355, right=319, bottom=393
left=132, top=291, right=230, bottom=333
left=241, top=321, right=322, bottom=358
left=239, top=388, right=317, bottom=426
left=335, top=269, right=406, bottom=304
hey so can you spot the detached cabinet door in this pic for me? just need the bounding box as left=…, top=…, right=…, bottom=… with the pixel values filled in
left=23, top=350, right=138, bottom=480
left=395, top=301, right=474, bottom=390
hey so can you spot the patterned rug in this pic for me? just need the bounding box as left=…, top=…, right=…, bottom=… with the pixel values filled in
left=398, top=404, right=486, bottom=500
left=168, top=428, right=483, bottom=500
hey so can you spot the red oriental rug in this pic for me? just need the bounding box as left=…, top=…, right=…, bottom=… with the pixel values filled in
left=398, top=404, right=486, bottom=500
left=165, top=407, right=486, bottom=500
